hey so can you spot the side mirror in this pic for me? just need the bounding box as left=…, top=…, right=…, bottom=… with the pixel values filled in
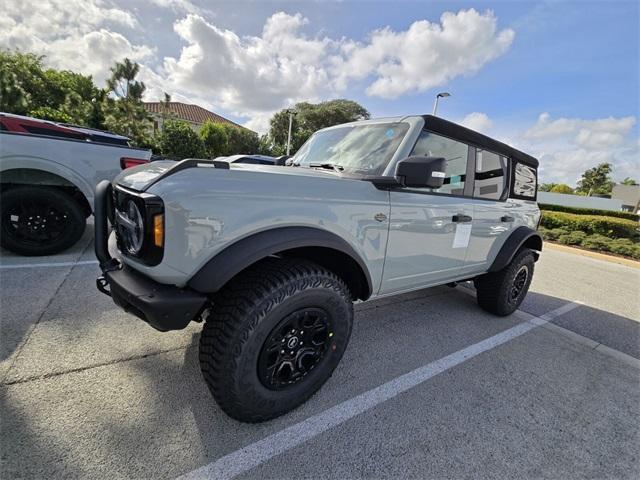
left=395, top=156, right=447, bottom=188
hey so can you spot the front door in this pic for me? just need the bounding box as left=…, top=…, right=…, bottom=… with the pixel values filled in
left=380, top=130, right=475, bottom=294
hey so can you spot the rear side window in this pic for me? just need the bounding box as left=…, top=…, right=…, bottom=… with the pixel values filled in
left=474, top=149, right=508, bottom=200
left=511, top=162, right=537, bottom=200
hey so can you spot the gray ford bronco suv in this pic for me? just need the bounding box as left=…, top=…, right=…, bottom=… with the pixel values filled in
left=95, top=114, right=541, bottom=422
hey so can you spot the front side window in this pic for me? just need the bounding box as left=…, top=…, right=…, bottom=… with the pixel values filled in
left=293, top=122, right=409, bottom=174
left=474, top=149, right=508, bottom=200
left=410, top=131, right=469, bottom=195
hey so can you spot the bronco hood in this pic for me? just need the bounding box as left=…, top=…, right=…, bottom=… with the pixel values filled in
left=113, top=159, right=339, bottom=192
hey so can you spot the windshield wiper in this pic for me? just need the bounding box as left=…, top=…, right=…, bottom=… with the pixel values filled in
left=309, top=163, right=344, bottom=173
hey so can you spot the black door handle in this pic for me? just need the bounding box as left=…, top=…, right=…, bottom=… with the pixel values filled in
left=452, top=214, right=472, bottom=223
left=501, top=215, right=514, bottom=222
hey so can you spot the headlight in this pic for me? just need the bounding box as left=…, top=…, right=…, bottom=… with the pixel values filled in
left=116, top=199, right=145, bottom=255
left=113, top=186, right=164, bottom=265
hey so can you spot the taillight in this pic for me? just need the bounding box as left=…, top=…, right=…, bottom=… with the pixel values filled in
left=120, top=157, right=149, bottom=169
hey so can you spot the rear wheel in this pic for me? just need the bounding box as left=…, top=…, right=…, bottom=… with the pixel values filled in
left=199, top=257, right=353, bottom=422
left=0, top=187, right=86, bottom=256
left=474, top=248, right=536, bottom=316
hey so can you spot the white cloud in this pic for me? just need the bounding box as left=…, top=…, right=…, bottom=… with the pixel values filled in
left=460, top=112, right=493, bottom=133
left=1, top=0, right=153, bottom=85
left=163, top=12, right=333, bottom=117
left=160, top=9, right=514, bottom=128
left=146, top=0, right=202, bottom=14
left=453, top=112, right=638, bottom=185
left=333, top=9, right=514, bottom=99
left=519, top=113, right=638, bottom=184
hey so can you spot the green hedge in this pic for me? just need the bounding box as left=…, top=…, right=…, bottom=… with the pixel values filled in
left=539, top=203, right=639, bottom=221
left=540, top=211, right=639, bottom=239
left=539, top=227, right=640, bottom=260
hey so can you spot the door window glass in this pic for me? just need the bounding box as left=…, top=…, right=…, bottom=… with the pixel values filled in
left=474, top=150, right=508, bottom=200
left=410, top=131, right=469, bottom=195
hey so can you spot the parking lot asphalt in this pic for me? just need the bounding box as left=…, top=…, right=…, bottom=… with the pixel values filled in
left=1, top=225, right=639, bottom=479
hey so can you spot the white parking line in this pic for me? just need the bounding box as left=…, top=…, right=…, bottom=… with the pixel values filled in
left=177, top=301, right=580, bottom=480
left=0, top=260, right=99, bottom=270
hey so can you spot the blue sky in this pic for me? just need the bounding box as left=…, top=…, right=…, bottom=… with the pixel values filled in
left=3, top=0, right=639, bottom=183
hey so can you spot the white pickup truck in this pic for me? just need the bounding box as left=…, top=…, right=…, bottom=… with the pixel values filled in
left=0, top=113, right=152, bottom=255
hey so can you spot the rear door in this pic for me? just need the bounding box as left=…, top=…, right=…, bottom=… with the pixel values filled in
left=465, top=148, right=515, bottom=272
left=380, top=130, right=474, bottom=294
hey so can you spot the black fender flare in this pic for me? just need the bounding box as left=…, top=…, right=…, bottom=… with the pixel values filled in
left=489, top=226, right=543, bottom=272
left=187, top=226, right=373, bottom=299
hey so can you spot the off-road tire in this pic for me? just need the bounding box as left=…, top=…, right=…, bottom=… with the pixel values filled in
left=474, top=248, right=536, bottom=316
left=0, top=186, right=86, bottom=256
left=199, top=257, right=353, bottom=422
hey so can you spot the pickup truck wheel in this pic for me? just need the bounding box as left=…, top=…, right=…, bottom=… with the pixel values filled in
left=199, top=258, right=353, bottom=422
left=0, top=187, right=86, bottom=256
left=474, top=248, right=535, bottom=316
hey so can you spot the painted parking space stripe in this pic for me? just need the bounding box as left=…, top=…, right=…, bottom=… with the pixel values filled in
left=177, top=301, right=580, bottom=480
left=0, top=259, right=99, bottom=270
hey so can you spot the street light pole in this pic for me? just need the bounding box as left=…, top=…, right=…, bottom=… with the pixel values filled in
left=286, top=110, right=295, bottom=156
left=432, top=92, right=451, bottom=116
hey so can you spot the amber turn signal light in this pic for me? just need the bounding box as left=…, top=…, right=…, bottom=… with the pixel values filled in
left=153, top=214, right=164, bottom=247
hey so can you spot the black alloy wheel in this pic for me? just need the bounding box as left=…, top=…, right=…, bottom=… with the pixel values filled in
left=510, top=265, right=529, bottom=301
left=258, top=308, right=332, bottom=390
left=0, top=187, right=86, bottom=256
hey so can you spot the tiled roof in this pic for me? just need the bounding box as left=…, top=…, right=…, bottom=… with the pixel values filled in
left=143, top=102, right=252, bottom=132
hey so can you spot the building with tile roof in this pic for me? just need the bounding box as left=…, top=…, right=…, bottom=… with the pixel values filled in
left=143, top=102, right=253, bottom=134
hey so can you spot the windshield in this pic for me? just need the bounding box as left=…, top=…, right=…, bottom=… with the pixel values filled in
left=292, top=122, right=409, bottom=174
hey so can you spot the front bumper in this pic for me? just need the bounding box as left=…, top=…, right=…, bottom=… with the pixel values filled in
left=94, top=180, right=207, bottom=332
left=98, top=266, right=207, bottom=331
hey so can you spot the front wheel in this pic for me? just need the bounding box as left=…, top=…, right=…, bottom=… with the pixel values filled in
left=474, top=248, right=536, bottom=316
left=0, top=187, right=86, bottom=256
left=199, top=258, right=353, bottom=422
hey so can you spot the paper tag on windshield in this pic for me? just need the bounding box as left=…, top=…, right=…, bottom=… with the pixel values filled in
left=452, top=223, right=472, bottom=249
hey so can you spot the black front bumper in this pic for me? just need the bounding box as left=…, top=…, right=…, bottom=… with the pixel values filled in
left=98, top=266, right=207, bottom=332
left=94, top=180, right=207, bottom=332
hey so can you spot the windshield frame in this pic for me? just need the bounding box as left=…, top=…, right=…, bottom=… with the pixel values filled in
left=292, top=119, right=419, bottom=176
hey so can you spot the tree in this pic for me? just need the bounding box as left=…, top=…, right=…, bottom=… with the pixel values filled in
left=620, top=177, right=638, bottom=186
left=222, top=124, right=260, bottom=155
left=158, top=120, right=205, bottom=159
left=159, top=92, right=175, bottom=129
left=0, top=50, right=102, bottom=126
left=576, top=163, right=614, bottom=196
left=549, top=184, right=574, bottom=194
left=200, top=120, right=228, bottom=158
left=267, top=99, right=370, bottom=155
left=538, top=183, right=557, bottom=192
left=102, top=58, right=151, bottom=146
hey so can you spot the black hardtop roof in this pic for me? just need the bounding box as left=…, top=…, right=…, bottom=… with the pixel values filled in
left=422, top=114, right=539, bottom=168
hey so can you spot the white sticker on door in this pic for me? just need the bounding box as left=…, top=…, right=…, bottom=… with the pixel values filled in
left=452, top=223, right=472, bottom=249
